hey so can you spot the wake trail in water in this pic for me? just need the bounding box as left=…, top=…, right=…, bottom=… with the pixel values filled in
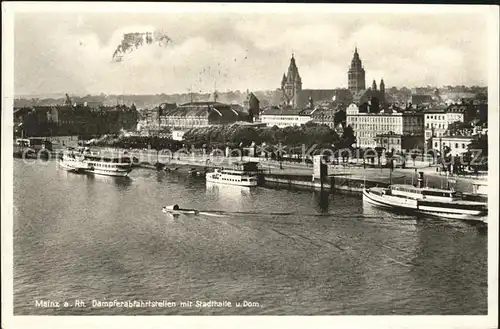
left=302, top=230, right=349, bottom=251
left=200, top=210, right=296, bottom=216
left=198, top=212, right=229, bottom=217
left=376, top=242, right=413, bottom=254
left=197, top=210, right=389, bottom=218
left=386, top=255, right=414, bottom=268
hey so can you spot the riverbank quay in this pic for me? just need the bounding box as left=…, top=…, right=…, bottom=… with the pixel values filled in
left=130, top=153, right=486, bottom=197
left=15, top=145, right=487, bottom=197
left=85, top=147, right=489, bottom=195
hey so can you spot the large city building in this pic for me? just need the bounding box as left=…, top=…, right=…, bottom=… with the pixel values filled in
left=346, top=104, right=424, bottom=149
left=375, top=133, right=424, bottom=153
left=259, top=105, right=312, bottom=128
left=156, top=101, right=250, bottom=132
left=14, top=104, right=138, bottom=138
left=424, top=107, right=465, bottom=141
left=431, top=135, right=474, bottom=156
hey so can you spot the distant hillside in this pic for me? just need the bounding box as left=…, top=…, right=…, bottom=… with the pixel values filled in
left=14, top=90, right=284, bottom=110
left=13, top=85, right=487, bottom=110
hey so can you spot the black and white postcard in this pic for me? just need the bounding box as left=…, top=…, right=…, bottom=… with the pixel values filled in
left=2, top=2, right=498, bottom=329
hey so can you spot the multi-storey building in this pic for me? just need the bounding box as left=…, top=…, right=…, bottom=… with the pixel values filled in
left=14, top=104, right=138, bottom=137
left=346, top=104, right=424, bottom=149
left=402, top=111, right=425, bottom=135
left=157, top=101, right=249, bottom=132
left=259, top=106, right=311, bottom=128
left=431, top=135, right=474, bottom=156
left=424, top=107, right=465, bottom=141
left=375, top=133, right=425, bottom=153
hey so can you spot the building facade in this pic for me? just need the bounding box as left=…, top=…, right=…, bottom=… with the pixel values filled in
left=375, top=133, right=425, bottom=153
left=259, top=106, right=311, bottom=128
left=402, top=111, right=425, bottom=135
left=14, top=104, right=138, bottom=138
left=424, top=108, right=465, bottom=141
left=243, top=92, right=260, bottom=122
left=157, top=101, right=249, bottom=132
left=431, top=135, right=473, bottom=156
left=346, top=105, right=424, bottom=149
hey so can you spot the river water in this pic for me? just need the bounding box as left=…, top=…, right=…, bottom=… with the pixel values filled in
left=13, top=159, right=487, bottom=315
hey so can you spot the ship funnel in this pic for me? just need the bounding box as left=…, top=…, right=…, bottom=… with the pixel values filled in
left=418, top=172, right=424, bottom=188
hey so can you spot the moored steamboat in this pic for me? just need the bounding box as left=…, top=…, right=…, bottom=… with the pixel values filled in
left=59, top=148, right=133, bottom=177
left=205, top=161, right=259, bottom=187
left=362, top=172, right=488, bottom=223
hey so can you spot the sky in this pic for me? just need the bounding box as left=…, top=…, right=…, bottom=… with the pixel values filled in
left=13, top=7, right=491, bottom=97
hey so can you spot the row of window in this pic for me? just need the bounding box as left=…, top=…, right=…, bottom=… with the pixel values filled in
left=426, top=123, right=446, bottom=129
left=425, top=131, right=446, bottom=137
left=349, top=116, right=402, bottom=123
left=219, top=177, right=252, bottom=182
left=164, top=115, right=207, bottom=119
left=262, top=116, right=303, bottom=121
left=392, top=186, right=421, bottom=193
left=357, top=131, right=389, bottom=137
left=89, top=163, right=117, bottom=169
left=351, top=124, right=403, bottom=132
left=422, top=190, right=454, bottom=198
left=378, top=138, right=401, bottom=144
left=163, top=119, right=209, bottom=126
left=425, top=114, right=463, bottom=121
left=426, top=115, right=445, bottom=120
left=434, top=142, right=467, bottom=149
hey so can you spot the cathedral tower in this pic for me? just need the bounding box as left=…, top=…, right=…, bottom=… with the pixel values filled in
left=379, top=78, right=385, bottom=100
left=281, top=53, right=302, bottom=108
left=347, top=47, right=366, bottom=94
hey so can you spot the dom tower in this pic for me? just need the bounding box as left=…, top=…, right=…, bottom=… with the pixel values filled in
left=347, top=47, right=366, bottom=94
left=281, top=54, right=302, bottom=107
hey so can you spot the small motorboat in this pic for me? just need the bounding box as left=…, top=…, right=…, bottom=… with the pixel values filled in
left=162, top=204, right=199, bottom=215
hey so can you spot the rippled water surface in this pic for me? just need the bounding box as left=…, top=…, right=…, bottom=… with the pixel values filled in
left=13, top=160, right=487, bottom=315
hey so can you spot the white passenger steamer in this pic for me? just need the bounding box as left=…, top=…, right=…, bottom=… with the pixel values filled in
left=362, top=172, right=487, bottom=223
left=205, top=161, right=259, bottom=187
left=59, top=148, right=132, bottom=177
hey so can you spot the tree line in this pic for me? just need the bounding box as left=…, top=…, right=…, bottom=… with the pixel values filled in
left=182, top=122, right=356, bottom=150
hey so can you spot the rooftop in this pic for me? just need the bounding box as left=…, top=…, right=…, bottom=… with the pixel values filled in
left=261, top=106, right=306, bottom=116
left=434, top=135, right=475, bottom=140
left=159, top=102, right=247, bottom=119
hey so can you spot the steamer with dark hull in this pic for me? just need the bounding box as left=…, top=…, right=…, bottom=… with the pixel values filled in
left=362, top=172, right=488, bottom=223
